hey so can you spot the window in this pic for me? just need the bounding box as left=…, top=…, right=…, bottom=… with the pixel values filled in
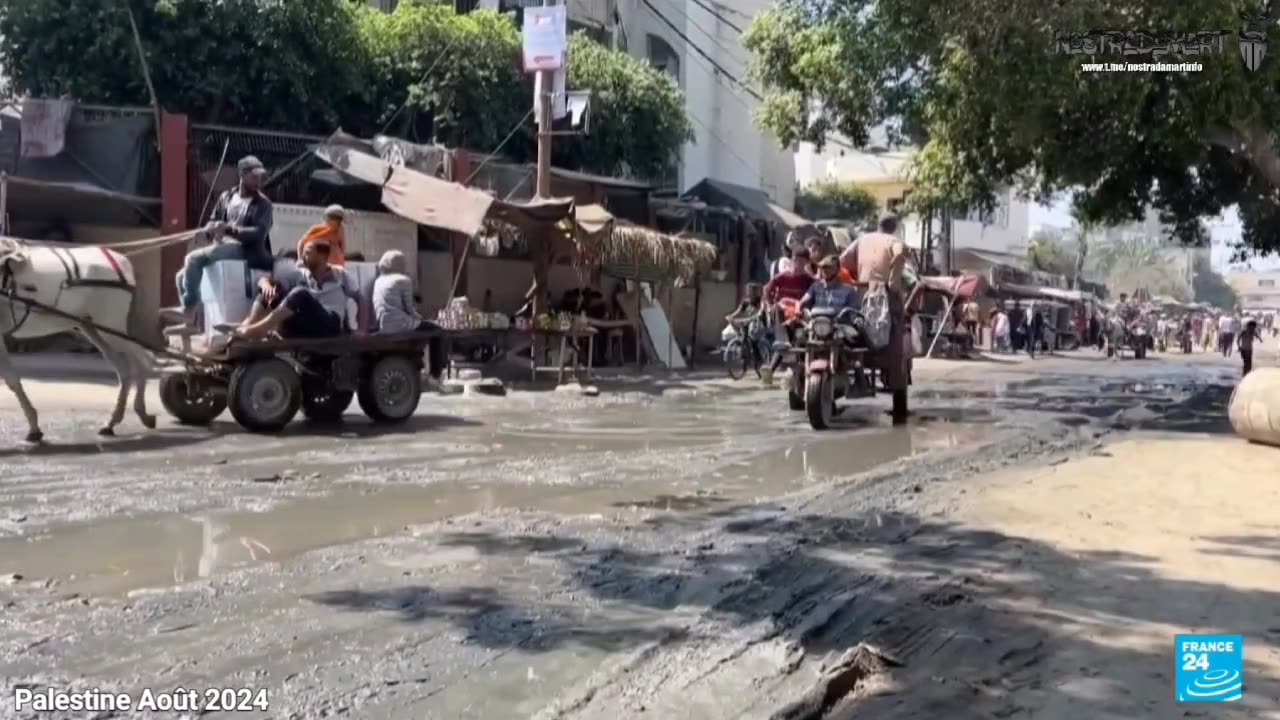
left=647, top=35, right=681, bottom=85
left=1259, top=279, right=1276, bottom=288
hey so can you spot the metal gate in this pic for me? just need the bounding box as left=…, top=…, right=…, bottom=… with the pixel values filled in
left=186, top=123, right=324, bottom=228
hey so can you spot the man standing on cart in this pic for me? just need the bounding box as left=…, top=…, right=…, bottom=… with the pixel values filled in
left=840, top=213, right=915, bottom=423
left=171, top=155, right=276, bottom=330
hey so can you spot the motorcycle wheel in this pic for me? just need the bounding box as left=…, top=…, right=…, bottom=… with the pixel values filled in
left=805, top=373, right=834, bottom=430
left=788, top=371, right=805, bottom=411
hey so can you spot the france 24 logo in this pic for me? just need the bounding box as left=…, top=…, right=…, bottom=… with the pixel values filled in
left=1176, top=634, right=1244, bottom=703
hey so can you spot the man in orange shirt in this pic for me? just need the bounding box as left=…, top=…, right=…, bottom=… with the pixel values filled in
left=297, top=205, right=348, bottom=266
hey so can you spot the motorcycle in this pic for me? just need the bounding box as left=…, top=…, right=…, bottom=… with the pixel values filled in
left=788, top=308, right=870, bottom=430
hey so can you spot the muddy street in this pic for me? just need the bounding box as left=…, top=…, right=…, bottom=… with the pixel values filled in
left=1, top=351, right=1274, bottom=719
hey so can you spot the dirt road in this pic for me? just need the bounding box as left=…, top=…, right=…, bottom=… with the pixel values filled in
left=1, top=349, right=1274, bottom=718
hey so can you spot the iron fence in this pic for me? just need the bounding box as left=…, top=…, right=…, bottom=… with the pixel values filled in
left=187, top=123, right=324, bottom=227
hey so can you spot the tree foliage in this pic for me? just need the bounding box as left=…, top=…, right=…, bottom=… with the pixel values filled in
left=743, top=0, right=1280, bottom=253
left=794, top=179, right=878, bottom=224
left=0, top=0, right=691, bottom=180
left=1027, top=229, right=1078, bottom=278
left=1089, top=239, right=1191, bottom=300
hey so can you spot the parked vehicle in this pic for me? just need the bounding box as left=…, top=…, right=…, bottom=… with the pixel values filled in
left=781, top=306, right=907, bottom=430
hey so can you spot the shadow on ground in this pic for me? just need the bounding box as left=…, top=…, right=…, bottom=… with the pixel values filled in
left=309, top=496, right=1280, bottom=718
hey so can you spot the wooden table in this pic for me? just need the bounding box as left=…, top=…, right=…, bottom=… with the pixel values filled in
left=439, top=327, right=597, bottom=385
left=527, top=327, right=597, bottom=384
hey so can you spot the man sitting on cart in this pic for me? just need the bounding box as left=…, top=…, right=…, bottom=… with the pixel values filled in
left=228, top=240, right=368, bottom=341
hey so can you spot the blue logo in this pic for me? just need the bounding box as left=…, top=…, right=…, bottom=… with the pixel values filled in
left=1176, top=634, right=1245, bottom=703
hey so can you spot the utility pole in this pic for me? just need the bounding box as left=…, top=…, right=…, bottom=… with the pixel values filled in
left=531, top=0, right=558, bottom=342
left=534, top=0, right=556, bottom=199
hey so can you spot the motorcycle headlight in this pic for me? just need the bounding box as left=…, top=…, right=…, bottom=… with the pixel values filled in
left=811, top=318, right=833, bottom=338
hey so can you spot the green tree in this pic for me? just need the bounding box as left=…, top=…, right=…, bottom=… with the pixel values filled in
left=0, top=0, right=368, bottom=133
left=558, top=35, right=693, bottom=180
left=1027, top=228, right=1077, bottom=278
left=1191, top=254, right=1239, bottom=308
left=1089, top=238, right=1190, bottom=300
left=351, top=4, right=532, bottom=154
left=742, top=0, right=1280, bottom=252
left=0, top=0, right=692, bottom=180
left=794, top=179, right=878, bottom=224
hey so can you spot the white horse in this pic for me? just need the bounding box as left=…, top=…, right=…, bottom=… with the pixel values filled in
left=0, top=238, right=156, bottom=443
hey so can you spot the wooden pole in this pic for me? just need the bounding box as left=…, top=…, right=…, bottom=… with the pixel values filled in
left=926, top=294, right=957, bottom=358
left=0, top=172, right=8, bottom=236
left=530, top=0, right=559, bottom=372
left=123, top=2, right=163, bottom=155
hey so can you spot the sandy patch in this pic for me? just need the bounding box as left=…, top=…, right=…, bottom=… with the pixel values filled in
left=950, top=436, right=1280, bottom=717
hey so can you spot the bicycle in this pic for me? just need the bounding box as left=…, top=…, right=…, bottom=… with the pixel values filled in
left=723, top=314, right=772, bottom=380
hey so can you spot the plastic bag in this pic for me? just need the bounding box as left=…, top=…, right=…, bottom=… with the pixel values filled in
left=721, top=324, right=738, bottom=343
left=862, top=287, right=892, bottom=349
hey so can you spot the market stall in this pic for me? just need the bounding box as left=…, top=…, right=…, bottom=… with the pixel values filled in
left=313, top=137, right=715, bottom=382
left=912, top=273, right=992, bottom=357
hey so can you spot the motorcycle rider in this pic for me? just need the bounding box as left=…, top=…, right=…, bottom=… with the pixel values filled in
left=800, top=256, right=859, bottom=317
left=1115, top=293, right=1138, bottom=323
left=761, top=247, right=814, bottom=383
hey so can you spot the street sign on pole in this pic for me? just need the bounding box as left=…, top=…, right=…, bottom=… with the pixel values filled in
left=523, top=5, right=567, bottom=72
left=534, top=65, right=568, bottom=121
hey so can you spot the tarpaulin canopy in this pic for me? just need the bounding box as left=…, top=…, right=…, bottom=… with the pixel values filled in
left=684, top=178, right=813, bottom=230
left=917, top=273, right=991, bottom=299
left=1038, top=287, right=1099, bottom=304
left=992, top=282, right=1055, bottom=301
left=313, top=137, right=574, bottom=235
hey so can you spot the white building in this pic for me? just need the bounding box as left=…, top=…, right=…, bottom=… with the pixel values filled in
left=369, top=0, right=795, bottom=208
left=613, top=0, right=795, bottom=208
left=796, top=143, right=1030, bottom=256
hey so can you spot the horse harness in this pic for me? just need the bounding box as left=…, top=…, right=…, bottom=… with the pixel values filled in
left=0, top=239, right=133, bottom=335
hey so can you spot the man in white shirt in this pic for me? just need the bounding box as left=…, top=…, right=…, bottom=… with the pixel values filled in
left=1218, top=313, right=1235, bottom=357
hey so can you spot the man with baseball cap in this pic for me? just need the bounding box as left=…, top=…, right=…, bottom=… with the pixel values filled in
left=171, top=155, right=275, bottom=328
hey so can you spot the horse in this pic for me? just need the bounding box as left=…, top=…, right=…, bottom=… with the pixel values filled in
left=0, top=238, right=156, bottom=443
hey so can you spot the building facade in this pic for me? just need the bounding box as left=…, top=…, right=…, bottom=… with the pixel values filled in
left=612, top=0, right=794, bottom=208
left=371, top=0, right=794, bottom=208
left=796, top=143, right=1030, bottom=256
left=1228, top=271, right=1280, bottom=312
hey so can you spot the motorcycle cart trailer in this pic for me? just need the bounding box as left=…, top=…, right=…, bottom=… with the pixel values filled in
left=159, top=331, right=438, bottom=433
left=781, top=310, right=911, bottom=431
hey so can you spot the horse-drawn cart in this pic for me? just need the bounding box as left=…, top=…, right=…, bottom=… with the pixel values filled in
left=159, top=331, right=437, bottom=433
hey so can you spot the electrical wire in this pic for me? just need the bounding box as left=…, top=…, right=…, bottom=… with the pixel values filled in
left=686, top=0, right=744, bottom=35
left=639, top=0, right=763, bottom=101
left=463, top=108, right=536, bottom=185
left=688, top=111, right=759, bottom=183
left=650, top=0, right=750, bottom=78
left=379, top=32, right=462, bottom=135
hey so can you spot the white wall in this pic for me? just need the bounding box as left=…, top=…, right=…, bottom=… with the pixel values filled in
left=797, top=145, right=1032, bottom=256
left=616, top=0, right=795, bottom=209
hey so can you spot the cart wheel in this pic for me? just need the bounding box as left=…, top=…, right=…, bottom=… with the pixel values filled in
left=358, top=354, right=421, bottom=423
left=302, top=389, right=354, bottom=423
left=159, top=372, right=226, bottom=426
left=228, top=358, right=301, bottom=433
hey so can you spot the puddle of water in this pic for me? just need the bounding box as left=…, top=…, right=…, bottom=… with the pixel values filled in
left=1, top=423, right=992, bottom=598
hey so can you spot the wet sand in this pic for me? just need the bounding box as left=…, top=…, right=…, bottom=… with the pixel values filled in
left=0, top=350, right=1262, bottom=718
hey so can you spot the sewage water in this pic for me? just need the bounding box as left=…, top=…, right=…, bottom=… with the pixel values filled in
left=1, top=419, right=991, bottom=598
